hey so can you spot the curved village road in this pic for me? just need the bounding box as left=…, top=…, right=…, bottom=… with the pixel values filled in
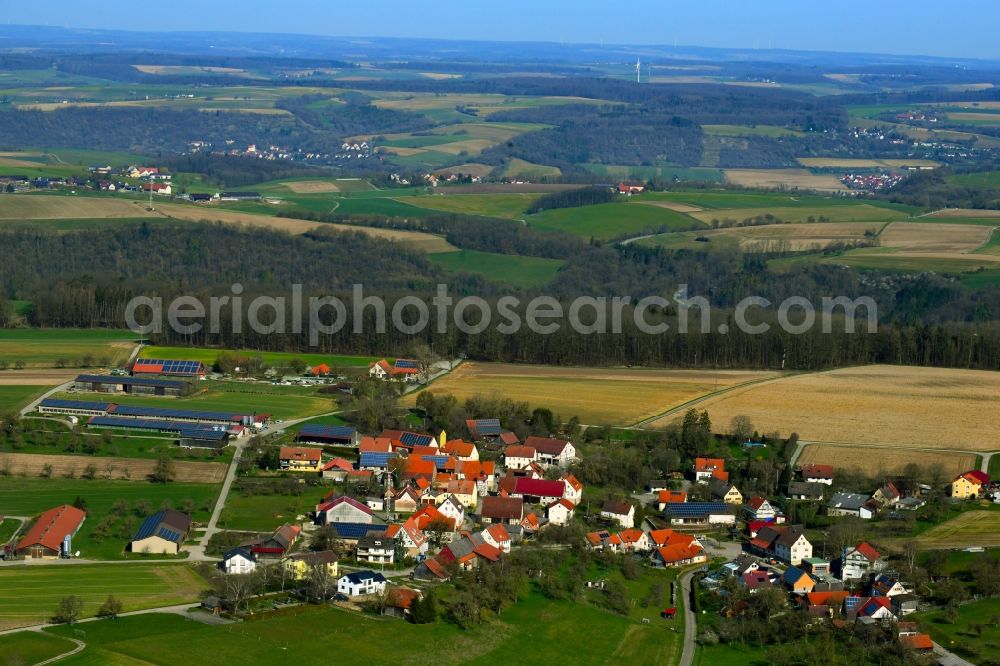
left=678, top=569, right=697, bottom=666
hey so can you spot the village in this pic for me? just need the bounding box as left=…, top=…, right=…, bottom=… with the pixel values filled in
left=3, top=352, right=997, bottom=664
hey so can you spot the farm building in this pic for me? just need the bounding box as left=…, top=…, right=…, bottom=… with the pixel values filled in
left=523, top=436, right=576, bottom=467
left=498, top=476, right=565, bottom=504
left=218, top=191, right=261, bottom=201
left=278, top=446, right=323, bottom=472
left=799, top=464, right=834, bottom=485
left=73, top=374, right=189, bottom=396
left=478, top=496, right=524, bottom=525
left=87, top=415, right=231, bottom=448
left=466, top=418, right=518, bottom=446
left=38, top=398, right=112, bottom=418
left=131, top=359, right=207, bottom=377
left=827, top=492, right=875, bottom=519
left=296, top=424, right=359, bottom=447
left=662, top=502, right=736, bottom=526
left=316, top=495, right=374, bottom=525
left=368, top=358, right=420, bottom=382
left=15, top=505, right=86, bottom=559
left=129, top=509, right=192, bottom=555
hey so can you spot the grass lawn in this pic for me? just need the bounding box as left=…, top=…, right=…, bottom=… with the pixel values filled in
left=46, top=587, right=681, bottom=665
left=0, top=384, right=47, bottom=411
left=911, top=508, right=1000, bottom=548
left=1, top=428, right=234, bottom=462
left=915, top=597, right=1000, bottom=663
left=0, top=632, right=78, bottom=664
left=960, top=269, right=1000, bottom=289
left=139, top=345, right=381, bottom=370
left=220, top=490, right=320, bottom=531
left=694, top=643, right=771, bottom=666
left=428, top=249, right=565, bottom=287
left=0, top=477, right=219, bottom=560
left=53, top=382, right=337, bottom=421
left=947, top=170, right=1000, bottom=187
left=404, top=193, right=541, bottom=220
left=0, top=328, right=137, bottom=367
left=702, top=124, right=806, bottom=138
left=0, top=518, right=21, bottom=544
left=528, top=202, right=702, bottom=240
left=0, top=564, right=208, bottom=631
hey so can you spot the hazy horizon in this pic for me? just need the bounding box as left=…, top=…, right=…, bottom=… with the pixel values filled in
left=7, top=0, right=999, bottom=62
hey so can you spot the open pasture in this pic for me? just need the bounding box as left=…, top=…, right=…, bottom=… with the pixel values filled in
left=405, top=193, right=540, bottom=219
left=408, top=362, right=777, bottom=425
left=878, top=221, right=994, bottom=253
left=500, top=158, right=562, bottom=180
left=529, top=202, right=701, bottom=240
left=0, top=194, right=160, bottom=220
left=703, top=124, right=806, bottom=138
left=0, top=385, right=47, bottom=411
left=0, top=632, right=77, bottom=663
left=427, top=250, right=565, bottom=287
left=0, top=328, right=137, bottom=368
left=0, top=452, right=227, bottom=483
left=689, top=203, right=901, bottom=225
left=670, top=365, right=1000, bottom=451
left=796, top=157, right=941, bottom=168
left=913, top=511, right=1000, bottom=549
left=724, top=168, right=848, bottom=192
left=797, top=443, right=977, bottom=477
left=642, top=222, right=885, bottom=252
left=0, top=564, right=207, bottom=630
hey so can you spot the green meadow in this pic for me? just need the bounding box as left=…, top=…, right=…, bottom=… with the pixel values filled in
left=428, top=250, right=565, bottom=287
left=528, top=202, right=702, bottom=239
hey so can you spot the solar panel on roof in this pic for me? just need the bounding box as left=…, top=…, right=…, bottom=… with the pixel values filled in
left=157, top=527, right=181, bottom=543
left=40, top=398, right=112, bottom=411
left=110, top=404, right=246, bottom=422
left=399, top=432, right=432, bottom=446
left=360, top=452, right=393, bottom=467
left=331, top=523, right=388, bottom=539
left=133, top=512, right=164, bottom=541
left=76, top=375, right=185, bottom=389
left=89, top=416, right=227, bottom=440
left=474, top=419, right=502, bottom=435
left=663, top=503, right=728, bottom=516
left=394, top=359, right=419, bottom=369
left=299, top=425, right=356, bottom=439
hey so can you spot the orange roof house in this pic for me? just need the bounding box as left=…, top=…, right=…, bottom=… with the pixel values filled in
left=16, top=505, right=86, bottom=558
left=658, top=490, right=687, bottom=506
left=694, top=457, right=728, bottom=482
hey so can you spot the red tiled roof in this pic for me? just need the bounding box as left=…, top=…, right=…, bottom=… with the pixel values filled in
left=658, top=490, right=687, bottom=504
left=695, top=457, right=725, bottom=472
left=562, top=473, right=583, bottom=491
left=442, top=439, right=476, bottom=458
left=505, top=445, right=536, bottom=459
left=280, top=446, right=321, bottom=462
left=747, top=496, right=770, bottom=510
left=499, top=432, right=520, bottom=445
left=513, top=477, right=565, bottom=498
left=806, top=591, right=849, bottom=607
left=17, top=505, right=86, bottom=554
left=899, top=634, right=933, bottom=650
left=321, top=457, right=353, bottom=472
left=853, top=541, right=880, bottom=561
left=618, top=528, right=646, bottom=544
left=958, top=469, right=989, bottom=485
left=473, top=543, right=502, bottom=561
left=801, top=463, right=834, bottom=479
left=359, top=436, right=392, bottom=453
left=423, top=557, right=449, bottom=579
left=523, top=436, right=571, bottom=455
left=601, top=500, right=633, bottom=516
left=317, top=495, right=372, bottom=515
left=485, top=524, right=511, bottom=542
left=386, top=587, right=421, bottom=610
left=649, top=529, right=695, bottom=548
left=480, top=496, right=523, bottom=520
left=658, top=542, right=703, bottom=564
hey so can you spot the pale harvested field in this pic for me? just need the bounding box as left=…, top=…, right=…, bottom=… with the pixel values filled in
left=427, top=139, right=496, bottom=155
left=378, top=146, right=426, bottom=157
left=798, top=443, right=977, bottom=476
left=672, top=365, right=1000, bottom=451
left=940, top=101, right=1000, bottom=110
left=690, top=204, right=897, bottom=225
left=155, top=203, right=457, bottom=252
left=282, top=180, right=341, bottom=193
left=914, top=511, right=1000, bottom=549
left=134, top=65, right=246, bottom=74
left=0, top=195, right=162, bottom=220
left=408, top=362, right=778, bottom=424
left=948, top=112, right=1000, bottom=123
left=724, top=169, right=848, bottom=192
left=636, top=201, right=704, bottom=213
left=0, top=156, right=44, bottom=168
left=0, top=452, right=227, bottom=483
left=719, top=222, right=884, bottom=251
left=797, top=157, right=940, bottom=168
left=879, top=222, right=993, bottom=253
left=434, top=163, right=495, bottom=178
left=0, top=370, right=78, bottom=386
left=930, top=208, right=1000, bottom=218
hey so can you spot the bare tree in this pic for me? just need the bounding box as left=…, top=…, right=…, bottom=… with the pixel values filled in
left=214, top=570, right=262, bottom=613
left=729, top=415, right=754, bottom=443
left=305, top=559, right=337, bottom=603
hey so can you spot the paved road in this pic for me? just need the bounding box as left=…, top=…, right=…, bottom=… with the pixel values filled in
left=187, top=436, right=250, bottom=561
left=678, top=569, right=697, bottom=666
left=0, top=603, right=198, bottom=637
left=19, top=381, right=74, bottom=417
left=933, top=642, right=976, bottom=666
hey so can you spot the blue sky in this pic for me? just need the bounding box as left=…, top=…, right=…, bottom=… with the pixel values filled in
left=10, top=0, right=1000, bottom=60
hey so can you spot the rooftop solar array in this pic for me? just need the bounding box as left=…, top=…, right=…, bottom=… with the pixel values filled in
left=298, top=425, right=357, bottom=440
left=133, top=359, right=205, bottom=375
left=398, top=432, right=434, bottom=447
left=359, top=452, right=394, bottom=468
left=40, top=398, right=112, bottom=412
left=76, top=374, right=186, bottom=389
left=132, top=512, right=183, bottom=544
left=330, top=523, right=388, bottom=539
left=89, top=415, right=228, bottom=440
left=473, top=418, right=502, bottom=436
left=421, top=455, right=450, bottom=468
left=394, top=359, right=419, bottom=369
left=663, top=502, right=729, bottom=517
left=109, top=404, right=247, bottom=422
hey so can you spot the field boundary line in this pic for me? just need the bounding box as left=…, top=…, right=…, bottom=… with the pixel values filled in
left=797, top=439, right=998, bottom=456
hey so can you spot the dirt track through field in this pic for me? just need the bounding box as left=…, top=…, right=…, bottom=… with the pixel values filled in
left=0, top=370, right=79, bottom=386
left=0, top=452, right=227, bottom=483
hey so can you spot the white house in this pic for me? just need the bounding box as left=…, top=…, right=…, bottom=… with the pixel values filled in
left=562, top=473, right=583, bottom=505
left=745, top=497, right=777, bottom=521
left=437, top=495, right=466, bottom=527
left=337, top=570, right=388, bottom=597
left=546, top=498, right=575, bottom=526
left=525, top=436, right=576, bottom=468
left=480, top=524, right=512, bottom=553
left=504, top=445, right=537, bottom=470
left=839, top=542, right=882, bottom=581
left=600, top=500, right=635, bottom=528
left=221, top=547, right=256, bottom=575
left=800, top=464, right=834, bottom=485
left=827, top=492, right=874, bottom=520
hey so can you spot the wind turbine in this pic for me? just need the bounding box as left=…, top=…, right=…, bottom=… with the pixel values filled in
left=635, top=57, right=641, bottom=83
